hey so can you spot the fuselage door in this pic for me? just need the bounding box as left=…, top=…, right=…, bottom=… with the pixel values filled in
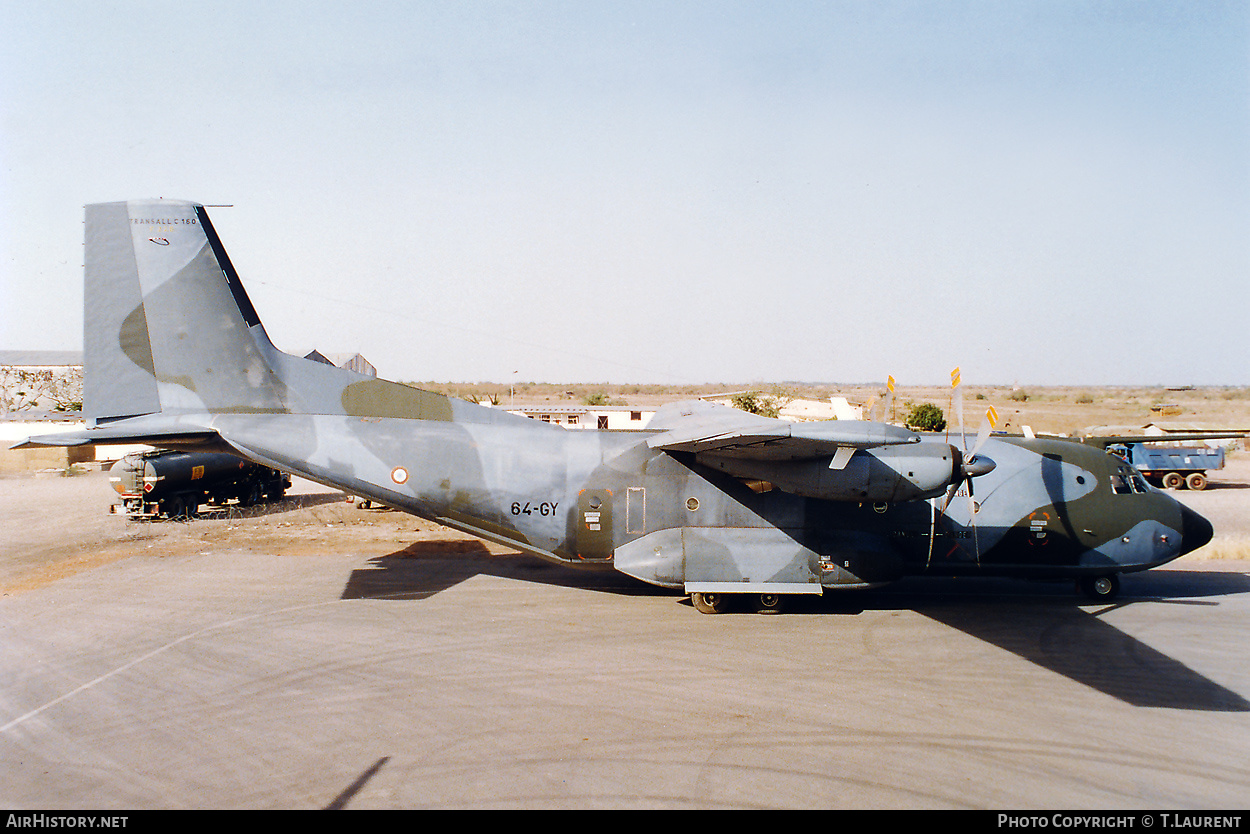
left=577, top=489, right=614, bottom=561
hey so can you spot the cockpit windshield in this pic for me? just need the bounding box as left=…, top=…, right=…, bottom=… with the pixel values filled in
left=1110, top=469, right=1150, bottom=495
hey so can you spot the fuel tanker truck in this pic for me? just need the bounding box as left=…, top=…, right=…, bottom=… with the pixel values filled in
left=109, top=449, right=291, bottom=519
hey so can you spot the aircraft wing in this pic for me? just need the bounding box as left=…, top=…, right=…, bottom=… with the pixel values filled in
left=646, top=400, right=920, bottom=462
left=1080, top=432, right=1248, bottom=450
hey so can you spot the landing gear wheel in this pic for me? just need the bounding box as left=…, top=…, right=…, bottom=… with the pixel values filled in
left=755, top=593, right=785, bottom=614
left=691, top=592, right=732, bottom=614
left=1161, top=472, right=1184, bottom=490
left=1078, top=574, right=1120, bottom=601
left=1186, top=472, right=1207, bottom=491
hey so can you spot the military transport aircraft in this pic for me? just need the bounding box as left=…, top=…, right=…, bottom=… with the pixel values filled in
left=15, top=200, right=1215, bottom=614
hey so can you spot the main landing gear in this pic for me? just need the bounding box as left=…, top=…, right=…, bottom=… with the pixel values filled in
left=692, top=575, right=1124, bottom=612
left=690, top=592, right=787, bottom=615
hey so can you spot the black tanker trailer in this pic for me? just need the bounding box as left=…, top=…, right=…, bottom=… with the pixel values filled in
left=109, top=449, right=290, bottom=519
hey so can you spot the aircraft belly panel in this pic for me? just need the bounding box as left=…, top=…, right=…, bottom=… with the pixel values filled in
left=613, top=526, right=821, bottom=592
left=683, top=527, right=819, bottom=589
left=613, top=527, right=683, bottom=588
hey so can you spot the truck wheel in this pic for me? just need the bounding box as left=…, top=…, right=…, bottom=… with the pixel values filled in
left=1185, top=472, right=1207, bottom=491
left=1161, top=472, right=1184, bottom=490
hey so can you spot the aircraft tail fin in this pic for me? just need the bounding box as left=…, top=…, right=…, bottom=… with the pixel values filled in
left=83, top=199, right=289, bottom=423
left=81, top=199, right=479, bottom=430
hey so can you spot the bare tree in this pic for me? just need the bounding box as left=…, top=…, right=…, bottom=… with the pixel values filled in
left=0, top=367, right=53, bottom=418
left=44, top=367, right=83, bottom=413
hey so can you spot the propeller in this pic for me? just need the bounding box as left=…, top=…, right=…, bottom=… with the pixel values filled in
left=939, top=367, right=999, bottom=516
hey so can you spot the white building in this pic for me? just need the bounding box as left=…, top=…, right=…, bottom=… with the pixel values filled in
left=507, top=406, right=655, bottom=430
left=699, top=392, right=864, bottom=422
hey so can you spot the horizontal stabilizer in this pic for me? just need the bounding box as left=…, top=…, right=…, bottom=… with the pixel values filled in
left=12, top=423, right=220, bottom=449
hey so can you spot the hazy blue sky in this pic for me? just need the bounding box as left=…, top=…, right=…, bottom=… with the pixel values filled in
left=2, top=1, right=1247, bottom=386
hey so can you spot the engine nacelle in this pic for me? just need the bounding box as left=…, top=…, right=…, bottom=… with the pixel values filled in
left=699, top=442, right=965, bottom=503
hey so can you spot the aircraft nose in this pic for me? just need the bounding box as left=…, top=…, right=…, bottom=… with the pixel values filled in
left=1178, top=503, right=1213, bottom=556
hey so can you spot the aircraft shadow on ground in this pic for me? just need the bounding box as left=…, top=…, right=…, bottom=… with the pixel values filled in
left=888, top=573, right=1250, bottom=713
left=340, top=540, right=660, bottom=602
left=342, top=545, right=1250, bottom=713
left=808, top=570, right=1250, bottom=712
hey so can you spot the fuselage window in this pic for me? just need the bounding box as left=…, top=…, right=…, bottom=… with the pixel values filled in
left=627, top=487, right=646, bottom=533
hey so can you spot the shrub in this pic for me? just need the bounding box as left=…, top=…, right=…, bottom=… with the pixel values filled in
left=731, top=391, right=781, bottom=418
left=905, top=403, right=946, bottom=432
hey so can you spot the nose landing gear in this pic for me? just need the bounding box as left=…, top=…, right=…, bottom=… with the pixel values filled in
left=1078, top=574, right=1120, bottom=601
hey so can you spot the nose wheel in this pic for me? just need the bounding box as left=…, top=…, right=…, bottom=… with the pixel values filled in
left=1078, top=574, right=1120, bottom=601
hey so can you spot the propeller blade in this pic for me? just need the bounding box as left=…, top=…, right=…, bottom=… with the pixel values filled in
left=872, top=375, right=895, bottom=423
left=950, top=367, right=965, bottom=449
left=940, top=480, right=961, bottom=514
left=969, top=405, right=999, bottom=461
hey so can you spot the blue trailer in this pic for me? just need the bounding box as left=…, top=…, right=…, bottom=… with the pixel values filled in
left=1105, top=442, right=1224, bottom=491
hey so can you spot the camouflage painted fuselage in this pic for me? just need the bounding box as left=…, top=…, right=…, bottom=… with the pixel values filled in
left=18, top=200, right=1213, bottom=599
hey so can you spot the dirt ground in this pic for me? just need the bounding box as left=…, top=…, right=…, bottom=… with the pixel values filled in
left=0, top=472, right=502, bottom=596
left=2, top=452, right=1247, bottom=597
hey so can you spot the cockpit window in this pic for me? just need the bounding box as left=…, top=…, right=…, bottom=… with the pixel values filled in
left=1110, top=470, right=1150, bottom=495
